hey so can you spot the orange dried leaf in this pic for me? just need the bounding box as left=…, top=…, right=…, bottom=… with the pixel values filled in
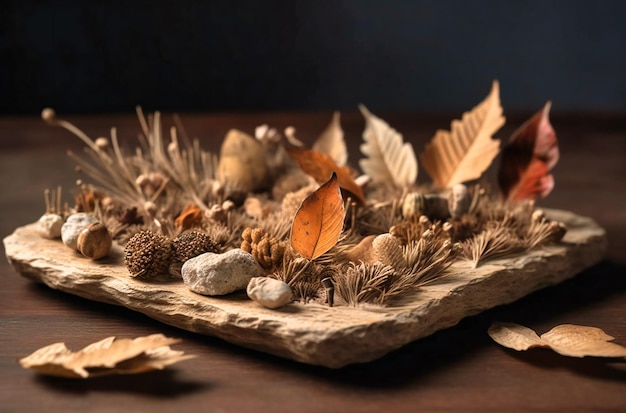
left=488, top=322, right=626, bottom=359
left=175, top=203, right=203, bottom=230
left=421, top=81, right=504, bottom=189
left=285, top=143, right=365, bottom=205
left=290, top=173, right=346, bottom=260
left=19, top=334, right=194, bottom=378
left=498, top=102, right=559, bottom=201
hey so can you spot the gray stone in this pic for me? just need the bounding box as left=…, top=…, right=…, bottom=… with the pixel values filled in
left=61, top=213, right=98, bottom=250
left=181, top=249, right=265, bottom=296
left=247, top=277, right=292, bottom=309
left=36, top=214, right=64, bottom=239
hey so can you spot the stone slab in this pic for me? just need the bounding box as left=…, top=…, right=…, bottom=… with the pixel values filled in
left=4, top=209, right=607, bottom=368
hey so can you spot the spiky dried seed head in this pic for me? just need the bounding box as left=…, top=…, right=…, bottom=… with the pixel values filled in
left=124, top=230, right=172, bottom=279
left=172, top=230, right=218, bottom=264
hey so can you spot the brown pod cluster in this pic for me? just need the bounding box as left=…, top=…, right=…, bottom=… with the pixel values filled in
left=124, top=230, right=172, bottom=280
left=172, top=231, right=219, bottom=264
left=241, top=227, right=288, bottom=271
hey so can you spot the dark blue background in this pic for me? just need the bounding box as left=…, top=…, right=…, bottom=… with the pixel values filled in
left=2, top=0, right=625, bottom=114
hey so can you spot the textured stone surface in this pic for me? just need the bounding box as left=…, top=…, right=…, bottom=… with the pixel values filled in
left=35, top=214, right=63, bottom=239
left=247, top=277, right=293, bottom=309
left=182, top=250, right=264, bottom=296
left=4, top=209, right=607, bottom=368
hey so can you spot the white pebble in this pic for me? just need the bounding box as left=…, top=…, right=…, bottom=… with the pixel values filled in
left=181, top=249, right=265, bottom=296
left=247, top=277, right=292, bottom=309
left=61, top=213, right=98, bottom=250
left=36, top=213, right=64, bottom=239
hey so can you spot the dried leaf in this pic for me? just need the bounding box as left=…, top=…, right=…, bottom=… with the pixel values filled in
left=313, top=111, right=347, bottom=167
left=489, top=322, right=626, bottom=359
left=285, top=143, right=365, bottom=205
left=19, top=334, right=194, bottom=378
left=541, top=324, right=626, bottom=358
left=175, top=203, right=203, bottom=230
left=290, top=173, right=346, bottom=260
left=421, top=81, right=505, bottom=189
left=498, top=102, right=559, bottom=201
left=359, top=105, right=418, bottom=188
left=488, top=321, right=545, bottom=351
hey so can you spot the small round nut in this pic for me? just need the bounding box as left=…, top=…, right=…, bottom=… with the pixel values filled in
left=77, top=222, right=112, bottom=259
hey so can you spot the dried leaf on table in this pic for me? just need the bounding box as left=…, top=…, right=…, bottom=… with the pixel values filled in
left=290, top=173, right=346, bottom=260
left=421, top=80, right=505, bottom=189
left=359, top=105, right=418, bottom=188
left=313, top=111, right=347, bottom=167
left=487, top=321, right=545, bottom=351
left=498, top=102, right=559, bottom=201
left=285, top=143, right=366, bottom=205
left=19, top=334, right=194, bottom=378
left=488, top=322, right=626, bottom=358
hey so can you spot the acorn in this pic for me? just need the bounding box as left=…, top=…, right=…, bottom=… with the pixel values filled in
left=77, top=222, right=112, bottom=259
left=124, top=230, right=172, bottom=279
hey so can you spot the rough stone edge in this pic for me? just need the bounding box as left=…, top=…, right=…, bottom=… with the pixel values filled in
left=3, top=209, right=607, bottom=368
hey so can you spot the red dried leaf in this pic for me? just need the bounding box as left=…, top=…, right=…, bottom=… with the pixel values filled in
left=285, top=144, right=366, bottom=205
left=498, top=102, right=559, bottom=201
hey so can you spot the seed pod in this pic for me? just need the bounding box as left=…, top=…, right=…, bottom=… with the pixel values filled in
left=172, top=231, right=219, bottom=264
left=77, top=222, right=112, bottom=260
left=124, top=230, right=172, bottom=280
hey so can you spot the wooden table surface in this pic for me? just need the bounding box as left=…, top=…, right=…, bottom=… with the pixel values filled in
left=1, top=111, right=625, bottom=412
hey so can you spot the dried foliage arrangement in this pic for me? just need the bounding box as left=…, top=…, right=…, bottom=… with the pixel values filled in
left=40, top=80, right=567, bottom=308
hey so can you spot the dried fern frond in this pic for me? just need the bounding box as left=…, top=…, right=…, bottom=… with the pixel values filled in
left=401, top=237, right=457, bottom=286
left=269, top=257, right=324, bottom=303
left=353, top=198, right=405, bottom=236
left=371, top=232, right=458, bottom=303
left=462, top=217, right=525, bottom=268
left=333, top=262, right=394, bottom=306
left=257, top=211, right=292, bottom=242
left=524, top=210, right=567, bottom=248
